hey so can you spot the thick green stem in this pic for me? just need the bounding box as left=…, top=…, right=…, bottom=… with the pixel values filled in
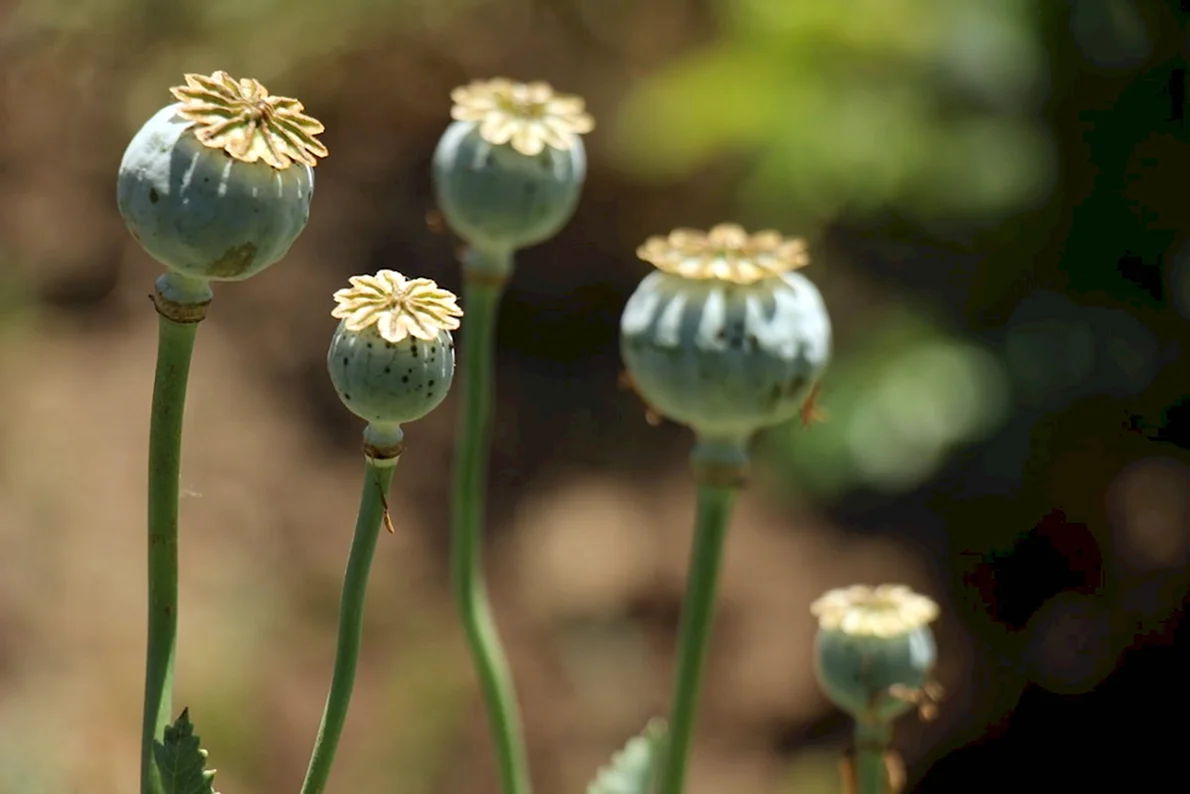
left=142, top=313, right=201, bottom=794
left=655, top=483, right=737, bottom=794
left=854, top=721, right=892, bottom=794
left=450, top=249, right=533, bottom=794
left=300, top=453, right=400, bottom=794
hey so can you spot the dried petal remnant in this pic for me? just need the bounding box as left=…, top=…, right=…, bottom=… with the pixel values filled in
left=171, top=70, right=328, bottom=169
left=811, top=584, right=939, bottom=638
left=637, top=223, right=810, bottom=285
left=450, top=77, right=594, bottom=156
left=332, top=269, right=463, bottom=344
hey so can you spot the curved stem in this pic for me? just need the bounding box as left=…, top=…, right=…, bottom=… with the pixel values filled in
left=450, top=253, right=533, bottom=794
left=854, top=721, right=892, bottom=794
left=142, top=314, right=201, bottom=794
left=655, top=483, right=737, bottom=794
left=300, top=455, right=399, bottom=794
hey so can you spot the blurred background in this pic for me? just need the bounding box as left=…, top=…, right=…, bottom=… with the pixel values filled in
left=1, top=0, right=1188, bottom=791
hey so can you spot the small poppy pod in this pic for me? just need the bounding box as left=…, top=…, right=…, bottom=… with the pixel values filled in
left=327, top=270, right=462, bottom=429
left=810, top=585, right=941, bottom=724
left=328, top=324, right=456, bottom=427
left=117, top=71, right=326, bottom=282
left=432, top=78, right=593, bottom=255
left=620, top=225, right=831, bottom=442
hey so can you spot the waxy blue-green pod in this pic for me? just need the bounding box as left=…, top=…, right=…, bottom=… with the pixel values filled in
left=327, top=269, right=463, bottom=430
left=432, top=78, right=593, bottom=255
left=118, top=71, right=327, bottom=282
left=810, top=585, right=941, bottom=724
left=620, top=224, right=831, bottom=444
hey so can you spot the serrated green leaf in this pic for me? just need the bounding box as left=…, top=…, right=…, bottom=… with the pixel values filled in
left=586, top=719, right=667, bottom=794
left=153, top=708, right=220, bottom=794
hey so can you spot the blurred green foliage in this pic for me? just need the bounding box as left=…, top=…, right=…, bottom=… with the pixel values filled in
left=10, top=0, right=1053, bottom=227
left=612, top=0, right=1051, bottom=224
left=780, top=748, right=844, bottom=794
left=761, top=307, right=1009, bottom=497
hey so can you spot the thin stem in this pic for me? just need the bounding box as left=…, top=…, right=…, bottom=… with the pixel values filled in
left=655, top=483, right=737, bottom=794
left=142, top=314, right=201, bottom=794
left=300, top=455, right=399, bottom=794
left=450, top=252, right=533, bottom=794
left=854, top=721, right=892, bottom=794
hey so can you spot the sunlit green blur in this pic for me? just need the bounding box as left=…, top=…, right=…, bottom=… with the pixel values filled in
left=612, top=0, right=1051, bottom=224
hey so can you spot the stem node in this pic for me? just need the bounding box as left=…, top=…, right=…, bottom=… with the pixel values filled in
left=152, top=273, right=213, bottom=322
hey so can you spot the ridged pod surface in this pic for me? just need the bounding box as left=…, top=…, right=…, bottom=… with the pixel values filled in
left=810, top=585, right=940, bottom=723
left=432, top=79, right=593, bottom=253
left=327, top=269, right=463, bottom=430
left=327, top=323, right=456, bottom=427
left=118, top=103, right=314, bottom=281
left=621, top=269, right=831, bottom=441
left=814, top=625, right=937, bottom=723
left=118, top=72, right=326, bottom=283
left=433, top=121, right=585, bottom=253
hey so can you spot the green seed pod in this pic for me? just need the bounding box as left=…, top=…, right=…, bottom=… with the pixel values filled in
left=118, top=71, right=327, bottom=282
left=432, top=78, right=593, bottom=254
left=620, top=224, right=831, bottom=443
left=810, top=584, right=941, bottom=724
left=327, top=269, right=463, bottom=430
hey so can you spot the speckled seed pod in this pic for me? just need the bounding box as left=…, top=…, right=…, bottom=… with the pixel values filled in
left=620, top=224, right=831, bottom=442
left=327, top=270, right=463, bottom=429
left=432, top=78, right=593, bottom=253
left=118, top=71, right=327, bottom=282
left=810, top=585, right=941, bottom=724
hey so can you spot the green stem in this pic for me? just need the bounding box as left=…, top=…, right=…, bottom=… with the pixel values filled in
left=300, top=454, right=399, bottom=794
left=450, top=250, right=533, bottom=794
left=854, top=721, right=892, bottom=794
left=655, top=483, right=737, bottom=794
left=142, top=314, right=201, bottom=794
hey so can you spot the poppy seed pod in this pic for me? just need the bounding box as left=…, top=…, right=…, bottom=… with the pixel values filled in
left=327, top=270, right=463, bottom=431
left=620, top=224, right=831, bottom=444
left=810, top=585, right=941, bottom=725
left=432, top=78, right=593, bottom=257
left=118, top=71, right=327, bottom=283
